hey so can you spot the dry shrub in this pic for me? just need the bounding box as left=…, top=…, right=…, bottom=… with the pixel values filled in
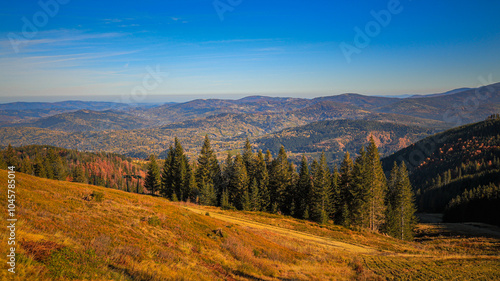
left=20, top=240, right=64, bottom=262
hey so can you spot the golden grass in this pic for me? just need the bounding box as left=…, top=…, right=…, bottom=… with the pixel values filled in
left=0, top=170, right=499, bottom=280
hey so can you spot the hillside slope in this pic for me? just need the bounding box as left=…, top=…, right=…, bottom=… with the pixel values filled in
left=255, top=119, right=437, bottom=164
left=6, top=110, right=154, bottom=132
left=382, top=118, right=500, bottom=213
left=3, top=171, right=500, bottom=280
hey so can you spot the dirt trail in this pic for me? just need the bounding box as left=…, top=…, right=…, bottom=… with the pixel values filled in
left=184, top=206, right=375, bottom=254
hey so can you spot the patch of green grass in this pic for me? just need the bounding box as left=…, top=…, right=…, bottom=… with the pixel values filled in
left=91, top=190, right=104, bottom=202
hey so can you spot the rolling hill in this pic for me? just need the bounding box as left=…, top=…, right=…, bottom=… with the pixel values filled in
left=3, top=171, right=499, bottom=280
left=5, top=110, right=155, bottom=132
left=255, top=119, right=437, bottom=164
left=382, top=117, right=500, bottom=216
left=376, top=83, right=500, bottom=123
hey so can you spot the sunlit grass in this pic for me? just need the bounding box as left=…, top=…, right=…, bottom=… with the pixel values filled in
left=1, top=170, right=499, bottom=280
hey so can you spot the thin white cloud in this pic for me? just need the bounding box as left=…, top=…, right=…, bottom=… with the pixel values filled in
left=0, top=30, right=126, bottom=54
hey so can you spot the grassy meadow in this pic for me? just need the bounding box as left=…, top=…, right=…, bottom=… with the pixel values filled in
left=1, top=170, right=499, bottom=280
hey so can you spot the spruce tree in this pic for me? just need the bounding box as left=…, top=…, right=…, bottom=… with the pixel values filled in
left=350, top=147, right=370, bottom=228
left=161, top=145, right=175, bottom=198
left=337, top=152, right=353, bottom=226
left=268, top=146, right=293, bottom=214
left=330, top=165, right=340, bottom=221
left=187, top=166, right=198, bottom=202
left=196, top=135, right=220, bottom=206
left=255, top=150, right=270, bottom=211
left=228, top=154, right=249, bottom=210
left=296, top=156, right=313, bottom=219
left=386, top=162, right=417, bottom=240
left=160, top=138, right=191, bottom=201
left=366, top=137, right=388, bottom=232
left=20, top=156, right=33, bottom=175
left=242, top=138, right=255, bottom=179
left=5, top=144, right=18, bottom=169
left=145, top=154, right=161, bottom=196
left=249, top=178, right=261, bottom=211
left=310, top=153, right=331, bottom=224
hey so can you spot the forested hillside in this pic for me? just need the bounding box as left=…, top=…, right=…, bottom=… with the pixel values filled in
left=142, top=135, right=417, bottom=240
left=256, top=119, right=436, bottom=164
left=0, top=144, right=146, bottom=193
left=382, top=116, right=500, bottom=225
left=5, top=110, right=155, bottom=132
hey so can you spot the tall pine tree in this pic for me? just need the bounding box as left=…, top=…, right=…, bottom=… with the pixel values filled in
left=196, top=135, right=220, bottom=206
left=366, top=136, right=388, bottom=232
left=310, top=153, right=331, bottom=224
left=145, top=154, right=161, bottom=196
left=337, top=152, right=353, bottom=226
left=268, top=146, right=293, bottom=214
left=386, top=162, right=417, bottom=240
left=296, top=156, right=313, bottom=219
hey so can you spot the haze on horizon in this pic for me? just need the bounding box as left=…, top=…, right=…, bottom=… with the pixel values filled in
left=1, top=0, right=499, bottom=103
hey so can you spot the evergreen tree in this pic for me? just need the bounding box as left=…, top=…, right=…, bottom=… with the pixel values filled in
left=265, top=149, right=273, bottom=168
left=161, top=145, right=175, bottom=198
left=53, top=156, right=67, bottom=181
left=220, top=188, right=232, bottom=210
left=20, top=156, right=33, bottom=175
left=161, top=138, right=191, bottom=201
left=43, top=156, right=54, bottom=180
left=72, top=165, right=87, bottom=183
left=366, top=137, right=388, bottom=232
left=5, top=144, right=18, bottom=168
left=145, top=154, right=161, bottom=196
left=255, top=150, right=270, bottom=211
left=220, top=152, right=233, bottom=206
left=350, top=147, right=370, bottom=228
left=242, top=138, right=255, bottom=179
left=337, top=152, right=353, bottom=226
left=330, top=165, right=340, bottom=221
left=386, top=162, right=417, bottom=240
left=268, top=146, right=293, bottom=214
left=227, top=154, right=248, bottom=210
left=310, top=153, right=331, bottom=224
left=196, top=135, right=221, bottom=206
left=249, top=178, right=261, bottom=211
left=296, top=156, right=313, bottom=219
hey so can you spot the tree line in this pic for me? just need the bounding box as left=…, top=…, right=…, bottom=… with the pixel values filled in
left=443, top=183, right=500, bottom=226
left=0, top=144, right=145, bottom=193
left=145, top=135, right=417, bottom=240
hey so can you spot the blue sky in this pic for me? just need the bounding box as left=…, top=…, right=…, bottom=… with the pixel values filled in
left=0, top=0, right=499, bottom=102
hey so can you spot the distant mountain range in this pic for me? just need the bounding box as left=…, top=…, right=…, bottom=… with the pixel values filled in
left=0, top=82, right=498, bottom=159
